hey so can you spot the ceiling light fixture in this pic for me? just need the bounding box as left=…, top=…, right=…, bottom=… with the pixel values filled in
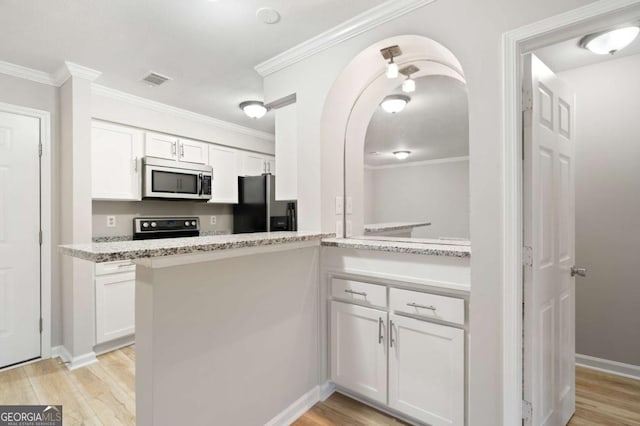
left=399, top=64, right=419, bottom=93
left=393, top=150, right=411, bottom=160
left=239, top=101, right=268, bottom=119
left=580, top=25, right=640, bottom=55
left=380, top=94, right=410, bottom=114
left=380, top=45, right=402, bottom=79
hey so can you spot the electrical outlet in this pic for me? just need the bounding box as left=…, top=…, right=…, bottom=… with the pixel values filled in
left=335, top=196, right=344, bottom=214
left=106, top=216, right=116, bottom=228
left=346, top=197, right=353, bottom=215
left=336, top=220, right=343, bottom=237
left=210, top=216, right=217, bottom=225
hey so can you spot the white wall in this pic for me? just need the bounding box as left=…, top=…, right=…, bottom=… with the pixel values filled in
left=558, top=53, right=640, bottom=367
left=365, top=159, right=470, bottom=239
left=263, top=1, right=595, bottom=423
left=0, top=74, right=62, bottom=347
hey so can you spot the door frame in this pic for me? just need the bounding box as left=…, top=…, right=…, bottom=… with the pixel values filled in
left=500, top=0, right=640, bottom=423
left=0, top=101, right=52, bottom=361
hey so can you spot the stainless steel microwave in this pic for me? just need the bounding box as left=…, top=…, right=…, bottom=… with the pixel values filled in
left=142, top=157, right=212, bottom=200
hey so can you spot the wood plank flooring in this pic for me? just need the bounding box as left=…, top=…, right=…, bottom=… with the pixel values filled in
left=1, top=351, right=638, bottom=426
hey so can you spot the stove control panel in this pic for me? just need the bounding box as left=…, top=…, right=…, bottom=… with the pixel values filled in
left=133, top=217, right=200, bottom=240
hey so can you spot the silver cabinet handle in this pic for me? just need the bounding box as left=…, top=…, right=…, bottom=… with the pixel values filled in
left=571, top=266, right=587, bottom=277
left=171, top=141, right=177, bottom=156
left=407, top=302, right=437, bottom=311
left=180, top=143, right=185, bottom=158
left=344, top=289, right=367, bottom=297
left=117, top=262, right=134, bottom=268
left=133, top=156, right=138, bottom=172
left=389, top=320, right=395, bottom=348
left=378, top=318, right=383, bottom=344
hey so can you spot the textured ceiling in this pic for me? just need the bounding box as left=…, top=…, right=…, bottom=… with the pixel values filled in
left=364, top=75, right=469, bottom=167
left=0, top=0, right=388, bottom=133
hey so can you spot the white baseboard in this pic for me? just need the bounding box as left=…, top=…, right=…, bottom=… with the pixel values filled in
left=265, top=382, right=335, bottom=426
left=576, top=353, right=640, bottom=380
left=54, top=346, right=98, bottom=371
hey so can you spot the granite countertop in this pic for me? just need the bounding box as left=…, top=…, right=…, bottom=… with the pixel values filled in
left=60, top=232, right=332, bottom=263
left=364, top=222, right=431, bottom=234
left=321, top=237, right=471, bottom=258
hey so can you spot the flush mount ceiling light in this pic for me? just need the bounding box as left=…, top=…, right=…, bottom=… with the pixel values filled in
left=393, top=150, right=411, bottom=160
left=380, top=45, right=402, bottom=79
left=239, top=101, right=268, bottom=119
left=256, top=7, right=281, bottom=24
left=380, top=94, right=410, bottom=114
left=580, top=25, right=640, bottom=55
left=400, top=64, right=419, bottom=93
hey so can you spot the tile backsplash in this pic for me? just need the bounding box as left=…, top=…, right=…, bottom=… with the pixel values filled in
left=93, top=200, right=233, bottom=239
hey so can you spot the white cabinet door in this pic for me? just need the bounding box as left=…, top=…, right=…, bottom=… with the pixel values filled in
left=265, top=156, right=276, bottom=176
left=331, top=301, right=387, bottom=404
left=92, top=121, right=144, bottom=200
left=145, top=132, right=178, bottom=160
left=95, top=269, right=136, bottom=344
left=208, top=145, right=240, bottom=204
left=242, top=152, right=267, bottom=176
left=179, top=138, right=208, bottom=164
left=388, top=314, right=464, bottom=426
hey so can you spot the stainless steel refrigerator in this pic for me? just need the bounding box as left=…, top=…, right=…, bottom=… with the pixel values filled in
left=233, top=175, right=297, bottom=234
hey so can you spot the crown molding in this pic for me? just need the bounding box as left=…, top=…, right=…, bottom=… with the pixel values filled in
left=364, top=155, right=469, bottom=170
left=92, top=84, right=275, bottom=142
left=254, top=0, right=437, bottom=77
left=54, top=61, right=102, bottom=85
left=0, top=60, right=59, bottom=86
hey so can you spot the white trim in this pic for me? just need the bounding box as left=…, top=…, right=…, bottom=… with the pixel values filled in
left=0, top=60, right=58, bottom=86
left=0, top=102, right=53, bottom=362
left=254, top=0, right=437, bottom=76
left=364, top=155, right=469, bottom=170
left=319, top=382, right=336, bottom=401
left=576, top=354, right=640, bottom=380
left=501, top=1, right=640, bottom=425
left=56, top=346, right=98, bottom=371
left=92, top=84, right=275, bottom=142
left=54, top=61, right=102, bottom=85
left=264, top=383, right=330, bottom=426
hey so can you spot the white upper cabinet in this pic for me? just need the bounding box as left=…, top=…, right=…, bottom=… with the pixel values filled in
left=145, top=131, right=179, bottom=161
left=330, top=301, right=387, bottom=404
left=388, top=314, right=464, bottom=426
left=208, top=145, right=240, bottom=204
left=241, top=152, right=275, bottom=176
left=92, top=121, right=144, bottom=201
left=145, top=133, right=208, bottom=164
left=275, top=103, right=297, bottom=200
left=178, top=138, right=208, bottom=164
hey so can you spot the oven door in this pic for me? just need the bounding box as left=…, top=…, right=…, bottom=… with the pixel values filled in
left=144, top=164, right=211, bottom=200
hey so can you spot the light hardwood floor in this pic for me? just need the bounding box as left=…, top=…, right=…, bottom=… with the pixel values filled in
left=1, top=352, right=638, bottom=426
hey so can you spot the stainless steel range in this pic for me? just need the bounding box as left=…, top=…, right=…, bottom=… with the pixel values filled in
left=133, top=217, right=200, bottom=240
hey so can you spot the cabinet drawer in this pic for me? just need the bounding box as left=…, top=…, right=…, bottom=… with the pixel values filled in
left=390, top=288, right=464, bottom=325
left=95, top=260, right=136, bottom=276
left=331, top=279, right=386, bottom=308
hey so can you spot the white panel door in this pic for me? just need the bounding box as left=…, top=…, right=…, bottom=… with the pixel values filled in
left=179, top=139, right=208, bottom=165
left=95, top=270, right=136, bottom=344
left=208, top=145, right=240, bottom=204
left=330, top=301, right=387, bottom=404
left=242, top=152, right=266, bottom=176
left=0, top=111, right=41, bottom=368
left=388, top=314, right=464, bottom=426
left=91, top=121, right=144, bottom=200
left=524, top=54, right=576, bottom=426
left=145, top=132, right=178, bottom=160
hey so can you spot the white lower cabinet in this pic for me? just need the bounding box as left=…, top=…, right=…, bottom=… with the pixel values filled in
left=388, top=314, right=464, bottom=426
left=95, top=261, right=136, bottom=345
left=330, top=301, right=387, bottom=404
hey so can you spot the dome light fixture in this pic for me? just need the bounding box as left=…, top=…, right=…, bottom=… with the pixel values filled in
left=239, top=101, right=268, bottom=119
left=393, top=150, right=411, bottom=160
left=580, top=25, right=640, bottom=55
left=380, top=94, right=410, bottom=114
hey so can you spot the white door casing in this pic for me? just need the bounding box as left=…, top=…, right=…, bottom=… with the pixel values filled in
left=330, top=301, right=387, bottom=404
left=0, top=111, right=41, bottom=368
left=523, top=54, right=576, bottom=426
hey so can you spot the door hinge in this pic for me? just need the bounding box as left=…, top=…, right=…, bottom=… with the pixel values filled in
left=522, top=399, right=532, bottom=419
left=522, top=246, right=533, bottom=267
left=39, top=230, right=43, bottom=246
left=38, top=143, right=42, bottom=157
left=522, top=87, right=533, bottom=112
left=39, top=318, right=43, bottom=333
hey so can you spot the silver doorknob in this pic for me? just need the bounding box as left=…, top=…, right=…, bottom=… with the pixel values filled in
left=571, top=266, right=587, bottom=277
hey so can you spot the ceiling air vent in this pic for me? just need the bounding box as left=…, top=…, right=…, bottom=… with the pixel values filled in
left=141, top=72, right=172, bottom=87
